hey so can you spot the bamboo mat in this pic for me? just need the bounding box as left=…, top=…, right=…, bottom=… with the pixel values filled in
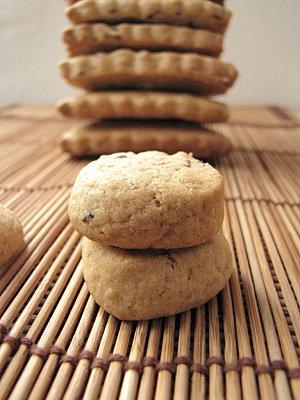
left=0, top=105, right=299, bottom=400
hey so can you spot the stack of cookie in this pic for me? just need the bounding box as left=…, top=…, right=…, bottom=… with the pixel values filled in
left=68, top=151, right=232, bottom=320
left=57, top=0, right=238, bottom=159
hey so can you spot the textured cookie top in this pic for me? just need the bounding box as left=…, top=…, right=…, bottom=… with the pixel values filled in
left=68, top=151, right=224, bottom=249
left=73, top=151, right=221, bottom=187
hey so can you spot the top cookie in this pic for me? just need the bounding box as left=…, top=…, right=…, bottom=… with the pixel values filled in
left=68, top=151, right=224, bottom=249
left=66, top=0, right=231, bottom=33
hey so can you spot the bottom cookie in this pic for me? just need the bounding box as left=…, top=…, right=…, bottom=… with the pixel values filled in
left=60, top=121, right=232, bottom=159
left=82, top=233, right=232, bottom=320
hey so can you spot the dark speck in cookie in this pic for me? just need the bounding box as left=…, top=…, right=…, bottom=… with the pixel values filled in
left=115, top=154, right=127, bottom=158
left=82, top=212, right=94, bottom=222
left=183, top=160, right=191, bottom=167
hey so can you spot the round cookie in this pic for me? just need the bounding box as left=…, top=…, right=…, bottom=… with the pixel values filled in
left=0, top=204, right=24, bottom=273
left=68, top=151, right=224, bottom=249
left=82, top=233, right=233, bottom=320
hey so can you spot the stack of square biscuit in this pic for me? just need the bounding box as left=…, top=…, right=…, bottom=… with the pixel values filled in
left=58, top=0, right=238, bottom=159
left=68, top=151, right=233, bottom=320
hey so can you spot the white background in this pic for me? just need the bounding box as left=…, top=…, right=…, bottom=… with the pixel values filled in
left=0, top=0, right=299, bottom=109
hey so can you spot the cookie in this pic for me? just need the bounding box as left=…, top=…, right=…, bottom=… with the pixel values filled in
left=0, top=204, right=24, bottom=274
left=66, top=0, right=231, bottom=33
left=57, top=91, right=229, bottom=123
left=68, top=151, right=224, bottom=249
left=59, top=50, right=238, bottom=94
left=60, top=121, right=232, bottom=158
left=63, top=23, right=223, bottom=57
left=82, top=232, right=232, bottom=320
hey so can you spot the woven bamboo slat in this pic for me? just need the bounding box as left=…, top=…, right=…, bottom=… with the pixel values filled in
left=0, top=105, right=299, bottom=400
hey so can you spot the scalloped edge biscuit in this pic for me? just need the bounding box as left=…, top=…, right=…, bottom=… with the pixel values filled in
left=60, top=121, right=232, bottom=158
left=68, top=151, right=224, bottom=249
left=82, top=232, right=233, bottom=320
left=59, top=49, right=238, bottom=94
left=62, top=22, right=223, bottom=57
left=66, top=0, right=230, bottom=33
left=57, top=91, right=229, bottom=122
left=66, top=0, right=225, bottom=3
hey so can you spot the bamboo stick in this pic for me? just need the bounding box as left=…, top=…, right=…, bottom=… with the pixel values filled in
left=100, top=321, right=133, bottom=400
left=173, top=311, right=191, bottom=400
left=119, top=320, right=149, bottom=400
left=83, top=316, right=118, bottom=400
left=154, top=317, right=175, bottom=400
left=138, top=319, right=162, bottom=400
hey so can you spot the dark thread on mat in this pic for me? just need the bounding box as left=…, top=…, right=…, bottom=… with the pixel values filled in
left=31, top=345, right=49, bottom=361
left=288, top=368, right=300, bottom=379
left=3, top=335, right=19, bottom=352
left=60, top=354, right=78, bottom=368
left=225, top=197, right=299, bottom=208
left=143, top=356, right=158, bottom=367
left=174, top=356, right=191, bottom=366
left=0, top=329, right=298, bottom=379
left=270, top=360, right=287, bottom=370
left=156, top=362, right=176, bottom=374
left=256, top=365, right=273, bottom=375
left=238, top=357, right=256, bottom=369
left=49, top=345, right=65, bottom=356
left=91, top=357, right=109, bottom=371
left=108, top=353, right=127, bottom=364
left=223, top=362, right=239, bottom=372
left=207, top=356, right=224, bottom=368
left=267, top=106, right=295, bottom=122
left=124, top=361, right=143, bottom=374
left=79, top=350, right=94, bottom=361
left=20, top=337, right=33, bottom=347
left=190, top=363, right=208, bottom=376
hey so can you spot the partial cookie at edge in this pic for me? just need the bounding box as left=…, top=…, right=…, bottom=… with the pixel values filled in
left=0, top=204, right=24, bottom=274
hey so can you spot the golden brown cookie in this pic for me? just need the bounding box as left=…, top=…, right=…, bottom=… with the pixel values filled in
left=63, top=23, right=223, bottom=57
left=59, top=49, right=238, bottom=94
left=57, top=92, right=228, bottom=123
left=60, top=121, right=232, bottom=158
left=0, top=204, right=24, bottom=274
left=68, top=151, right=224, bottom=249
left=82, top=233, right=233, bottom=320
left=66, top=0, right=231, bottom=33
